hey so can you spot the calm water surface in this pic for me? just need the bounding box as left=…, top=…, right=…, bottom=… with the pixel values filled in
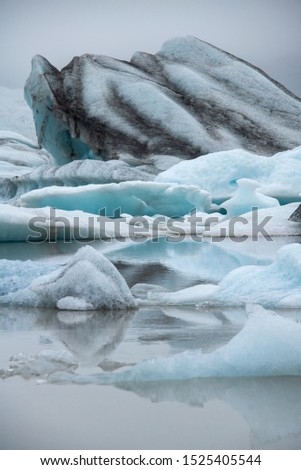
left=0, top=236, right=300, bottom=449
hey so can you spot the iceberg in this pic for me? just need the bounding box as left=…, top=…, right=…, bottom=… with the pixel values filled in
left=132, top=243, right=301, bottom=308
left=156, top=147, right=301, bottom=204
left=0, top=204, right=135, bottom=241
left=16, top=181, right=212, bottom=218
left=206, top=203, right=301, bottom=238
left=0, top=246, right=136, bottom=310
left=25, top=37, right=301, bottom=166
left=5, top=159, right=153, bottom=200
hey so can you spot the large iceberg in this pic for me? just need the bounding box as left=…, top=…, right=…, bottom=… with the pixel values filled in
left=24, top=37, right=301, bottom=166
left=156, top=147, right=301, bottom=204
left=0, top=246, right=135, bottom=310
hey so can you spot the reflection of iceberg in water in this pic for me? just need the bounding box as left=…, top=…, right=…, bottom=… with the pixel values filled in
left=26, top=305, right=300, bottom=386
left=107, top=237, right=297, bottom=283
left=1, top=304, right=301, bottom=449
left=118, top=305, right=301, bottom=381
left=117, top=376, right=301, bottom=449
left=2, top=305, right=300, bottom=381
left=47, top=310, right=134, bottom=363
left=0, top=306, right=133, bottom=368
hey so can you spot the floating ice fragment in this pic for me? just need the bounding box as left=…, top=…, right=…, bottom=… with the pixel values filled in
left=156, top=147, right=301, bottom=204
left=0, top=246, right=136, bottom=311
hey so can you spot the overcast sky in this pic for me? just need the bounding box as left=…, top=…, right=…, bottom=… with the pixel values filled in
left=1, top=0, right=300, bottom=96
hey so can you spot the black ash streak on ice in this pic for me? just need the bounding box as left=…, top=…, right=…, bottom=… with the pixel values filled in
left=25, top=36, right=301, bottom=168
left=290, top=204, right=301, bottom=222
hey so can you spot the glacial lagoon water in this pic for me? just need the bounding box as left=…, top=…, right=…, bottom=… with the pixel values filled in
left=0, top=236, right=301, bottom=450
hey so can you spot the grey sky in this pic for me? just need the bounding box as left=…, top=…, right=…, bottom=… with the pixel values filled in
left=1, top=0, right=300, bottom=96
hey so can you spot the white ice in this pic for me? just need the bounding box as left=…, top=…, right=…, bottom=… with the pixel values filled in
left=0, top=87, right=37, bottom=141
left=219, top=178, right=279, bottom=218
left=0, top=350, right=77, bottom=380
left=207, top=203, right=301, bottom=238
left=0, top=131, right=49, bottom=192
left=132, top=243, right=301, bottom=308
left=0, top=246, right=135, bottom=310
left=0, top=204, right=137, bottom=241
left=156, top=147, right=301, bottom=204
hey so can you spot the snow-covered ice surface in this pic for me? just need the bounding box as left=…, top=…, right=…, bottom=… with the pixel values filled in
left=156, top=147, right=301, bottom=204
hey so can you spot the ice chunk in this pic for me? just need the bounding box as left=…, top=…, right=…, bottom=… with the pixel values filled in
left=207, top=203, right=301, bottom=238
left=16, top=181, right=212, bottom=217
left=156, top=147, right=301, bottom=204
left=132, top=283, right=219, bottom=306
left=215, top=244, right=301, bottom=307
left=0, top=246, right=136, bottom=310
left=6, top=159, right=153, bottom=200
left=0, top=204, right=134, bottom=241
left=132, top=243, right=301, bottom=308
left=220, top=178, right=279, bottom=218
left=0, top=350, right=77, bottom=380
left=56, top=297, right=94, bottom=311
